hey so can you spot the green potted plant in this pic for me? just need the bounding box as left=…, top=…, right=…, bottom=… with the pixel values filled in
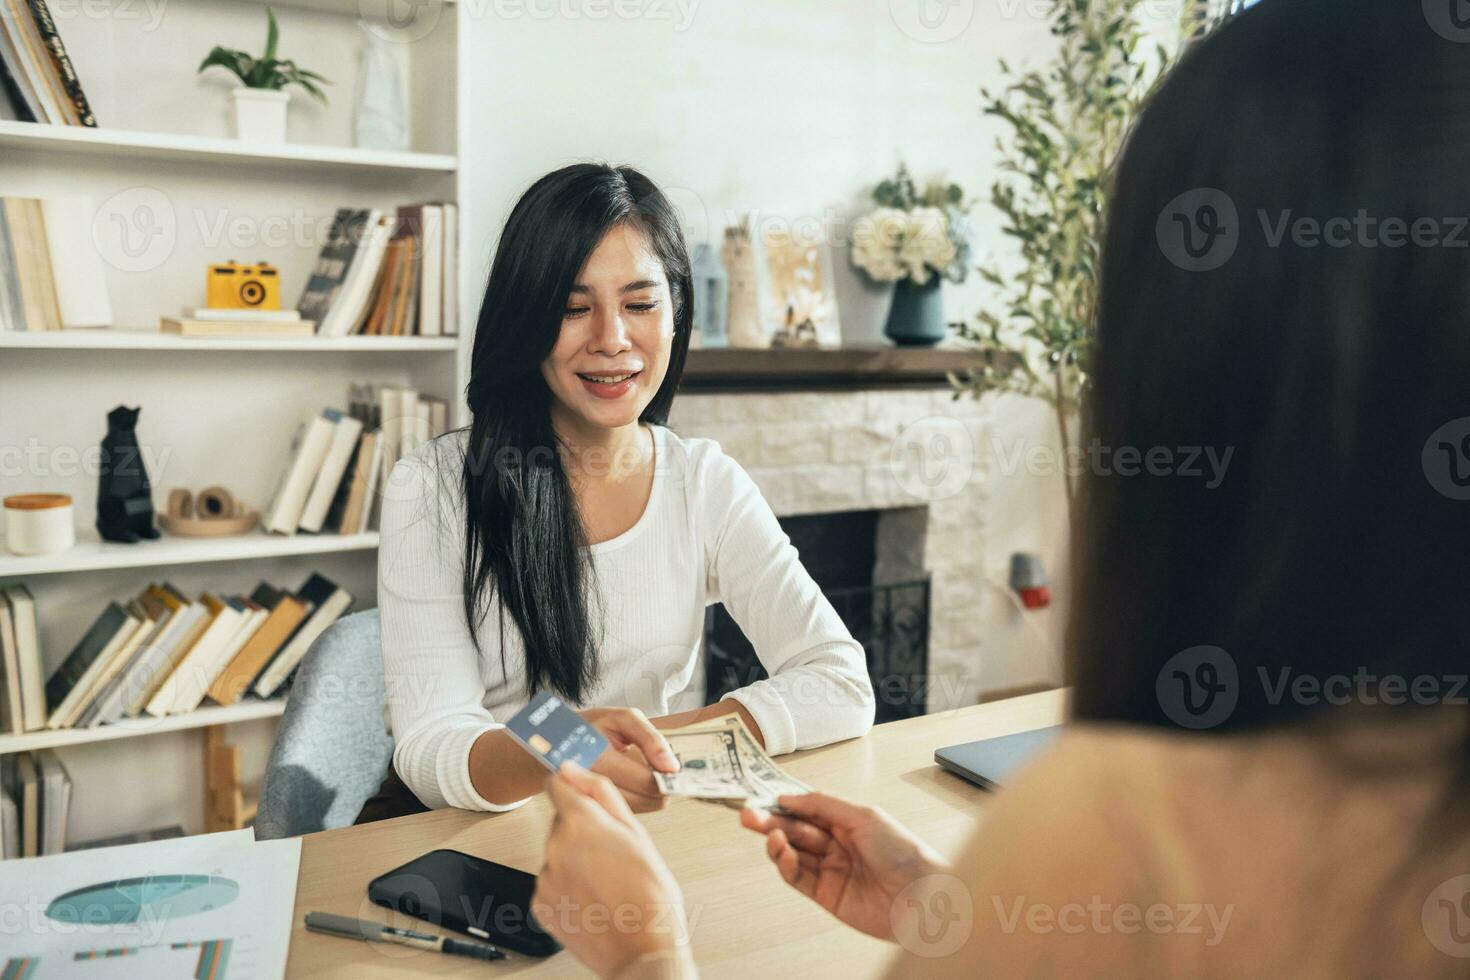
left=850, top=165, right=970, bottom=346
left=198, top=6, right=330, bottom=144
left=952, top=0, right=1235, bottom=513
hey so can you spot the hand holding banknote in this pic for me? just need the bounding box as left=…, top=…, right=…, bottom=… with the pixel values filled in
left=654, top=713, right=814, bottom=812
left=500, top=694, right=809, bottom=814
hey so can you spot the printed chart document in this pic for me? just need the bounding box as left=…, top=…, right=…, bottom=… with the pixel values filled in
left=0, top=828, right=300, bottom=978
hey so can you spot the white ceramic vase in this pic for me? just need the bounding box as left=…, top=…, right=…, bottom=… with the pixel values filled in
left=233, top=87, right=290, bottom=143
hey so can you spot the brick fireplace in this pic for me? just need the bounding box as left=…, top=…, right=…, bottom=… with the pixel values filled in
left=669, top=355, right=996, bottom=715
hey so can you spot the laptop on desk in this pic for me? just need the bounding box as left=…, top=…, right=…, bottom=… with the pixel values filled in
left=934, top=726, right=1063, bottom=790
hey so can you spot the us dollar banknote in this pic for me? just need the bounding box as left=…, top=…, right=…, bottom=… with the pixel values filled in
left=654, top=713, right=812, bottom=810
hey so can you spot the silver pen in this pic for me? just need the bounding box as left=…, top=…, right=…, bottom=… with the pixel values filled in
left=305, top=911, right=506, bottom=961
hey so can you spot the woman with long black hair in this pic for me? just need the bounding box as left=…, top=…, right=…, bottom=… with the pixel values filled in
left=378, top=163, right=875, bottom=813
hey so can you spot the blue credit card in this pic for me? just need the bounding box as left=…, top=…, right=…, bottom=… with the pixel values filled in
left=504, top=691, right=609, bottom=773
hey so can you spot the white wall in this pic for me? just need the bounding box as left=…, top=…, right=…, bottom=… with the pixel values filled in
left=456, top=0, right=1073, bottom=694
left=458, top=0, right=1060, bottom=331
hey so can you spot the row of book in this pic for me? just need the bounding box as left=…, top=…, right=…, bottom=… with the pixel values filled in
left=0, top=572, right=353, bottom=736
left=2, top=195, right=459, bottom=338
left=0, top=195, right=113, bottom=331
left=0, top=0, right=95, bottom=126
left=1, top=750, right=69, bottom=858
left=263, top=383, right=449, bottom=536
left=297, top=203, right=459, bottom=338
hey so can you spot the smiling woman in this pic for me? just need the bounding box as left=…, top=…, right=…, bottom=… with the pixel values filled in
left=540, top=225, right=675, bottom=432
left=376, top=163, right=875, bottom=817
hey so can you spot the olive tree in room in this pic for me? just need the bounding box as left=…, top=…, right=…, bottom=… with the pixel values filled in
left=951, top=0, right=1238, bottom=513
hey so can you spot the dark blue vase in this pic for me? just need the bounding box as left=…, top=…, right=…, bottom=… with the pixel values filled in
left=884, top=276, right=945, bottom=346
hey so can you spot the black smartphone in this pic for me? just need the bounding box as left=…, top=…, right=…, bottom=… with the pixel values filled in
left=367, top=849, right=563, bottom=958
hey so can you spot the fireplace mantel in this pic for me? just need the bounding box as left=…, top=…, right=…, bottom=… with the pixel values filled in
left=678, top=345, right=994, bottom=392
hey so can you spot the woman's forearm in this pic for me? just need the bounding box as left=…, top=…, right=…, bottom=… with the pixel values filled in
left=468, top=727, right=556, bottom=805
left=651, top=699, right=766, bottom=748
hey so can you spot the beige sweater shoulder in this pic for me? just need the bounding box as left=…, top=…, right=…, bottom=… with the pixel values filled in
left=884, top=710, right=1470, bottom=978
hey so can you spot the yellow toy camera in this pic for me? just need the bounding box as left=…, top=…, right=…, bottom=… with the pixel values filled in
left=206, top=261, right=281, bottom=310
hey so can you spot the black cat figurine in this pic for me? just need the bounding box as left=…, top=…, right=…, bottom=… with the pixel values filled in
left=96, top=405, right=160, bottom=544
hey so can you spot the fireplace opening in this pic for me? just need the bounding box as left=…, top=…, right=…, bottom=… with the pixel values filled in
left=704, top=507, right=931, bottom=724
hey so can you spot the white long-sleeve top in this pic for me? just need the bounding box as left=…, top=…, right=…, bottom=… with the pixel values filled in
left=377, top=422, right=876, bottom=812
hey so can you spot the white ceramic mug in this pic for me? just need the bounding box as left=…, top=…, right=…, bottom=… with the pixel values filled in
left=3, top=493, right=76, bottom=555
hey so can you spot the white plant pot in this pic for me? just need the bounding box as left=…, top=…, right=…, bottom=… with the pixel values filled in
left=232, top=87, right=290, bottom=144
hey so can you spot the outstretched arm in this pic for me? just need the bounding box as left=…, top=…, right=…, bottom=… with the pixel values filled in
left=696, top=443, right=876, bottom=754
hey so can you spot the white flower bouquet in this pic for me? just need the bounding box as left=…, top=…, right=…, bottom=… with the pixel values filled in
left=851, top=166, right=970, bottom=286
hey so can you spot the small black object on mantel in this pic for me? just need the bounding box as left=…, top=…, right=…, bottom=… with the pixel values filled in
left=96, top=405, right=161, bottom=544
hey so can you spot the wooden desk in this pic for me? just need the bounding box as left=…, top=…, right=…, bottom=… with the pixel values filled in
left=286, top=689, right=1067, bottom=978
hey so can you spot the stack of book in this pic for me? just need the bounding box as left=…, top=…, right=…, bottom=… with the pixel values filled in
left=0, top=195, right=113, bottom=330
left=297, top=203, right=459, bottom=338
left=161, top=307, right=316, bottom=337
left=1, top=750, right=70, bottom=858
left=12, top=571, right=353, bottom=739
left=0, top=0, right=95, bottom=126
left=0, top=585, right=42, bottom=735
left=263, top=382, right=450, bottom=536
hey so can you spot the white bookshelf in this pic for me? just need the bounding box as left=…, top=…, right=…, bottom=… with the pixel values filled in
left=0, top=530, right=380, bottom=577
left=0, top=331, right=458, bottom=352
left=231, top=0, right=457, bottom=17
left=0, top=120, right=456, bottom=173
left=0, top=699, right=287, bottom=755
left=0, top=0, right=470, bottom=841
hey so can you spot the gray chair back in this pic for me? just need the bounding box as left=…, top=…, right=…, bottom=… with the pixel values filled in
left=255, top=608, right=393, bottom=839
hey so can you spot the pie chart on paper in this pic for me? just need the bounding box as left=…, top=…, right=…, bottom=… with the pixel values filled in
left=46, top=875, right=240, bottom=924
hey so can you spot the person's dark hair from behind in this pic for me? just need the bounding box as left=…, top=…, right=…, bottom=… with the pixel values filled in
left=1068, top=0, right=1470, bottom=782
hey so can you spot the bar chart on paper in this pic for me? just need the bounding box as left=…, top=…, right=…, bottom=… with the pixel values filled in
left=5, top=939, right=234, bottom=980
